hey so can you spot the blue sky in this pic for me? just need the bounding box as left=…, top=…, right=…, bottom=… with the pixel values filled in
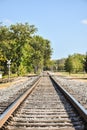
left=0, top=0, right=87, bottom=59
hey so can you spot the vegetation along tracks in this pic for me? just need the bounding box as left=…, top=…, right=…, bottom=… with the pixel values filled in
left=0, top=73, right=87, bottom=130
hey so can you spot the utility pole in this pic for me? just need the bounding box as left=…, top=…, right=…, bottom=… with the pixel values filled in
left=7, top=60, right=11, bottom=82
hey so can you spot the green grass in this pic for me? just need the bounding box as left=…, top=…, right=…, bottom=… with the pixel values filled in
left=56, top=72, right=87, bottom=78
left=2, top=73, right=18, bottom=79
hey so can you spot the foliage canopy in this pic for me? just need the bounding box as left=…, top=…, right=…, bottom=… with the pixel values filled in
left=0, top=23, right=52, bottom=75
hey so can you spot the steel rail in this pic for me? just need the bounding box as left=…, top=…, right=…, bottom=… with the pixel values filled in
left=50, top=76, right=87, bottom=123
left=0, top=77, right=41, bottom=128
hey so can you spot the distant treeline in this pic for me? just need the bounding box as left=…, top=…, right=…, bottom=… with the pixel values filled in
left=0, top=23, right=52, bottom=75
left=52, top=53, right=87, bottom=73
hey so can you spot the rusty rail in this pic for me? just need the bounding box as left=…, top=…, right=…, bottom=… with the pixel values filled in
left=50, top=76, right=87, bottom=123
left=0, top=77, right=41, bottom=128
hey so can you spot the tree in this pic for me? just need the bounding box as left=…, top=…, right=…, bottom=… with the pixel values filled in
left=56, top=58, right=66, bottom=71
left=43, top=39, right=52, bottom=70
left=9, top=23, right=37, bottom=73
left=65, top=55, right=73, bottom=74
left=64, top=54, right=85, bottom=73
left=29, top=36, right=52, bottom=73
left=0, top=25, right=10, bottom=74
left=0, top=23, right=52, bottom=75
left=84, top=52, right=87, bottom=73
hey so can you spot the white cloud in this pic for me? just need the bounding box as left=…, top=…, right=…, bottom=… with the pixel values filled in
left=81, top=19, right=87, bottom=25
left=3, top=19, right=13, bottom=25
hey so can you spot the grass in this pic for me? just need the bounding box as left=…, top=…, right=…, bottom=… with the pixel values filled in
left=2, top=73, right=18, bottom=78
left=54, top=71, right=87, bottom=78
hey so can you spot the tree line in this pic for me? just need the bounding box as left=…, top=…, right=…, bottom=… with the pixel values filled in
left=52, top=53, right=87, bottom=74
left=0, top=23, right=52, bottom=75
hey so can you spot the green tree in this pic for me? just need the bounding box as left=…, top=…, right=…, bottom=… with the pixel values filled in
left=56, top=58, right=66, bottom=71
left=43, top=39, right=52, bottom=70
left=0, top=25, right=10, bottom=74
left=9, top=23, right=37, bottom=73
left=0, top=23, right=52, bottom=75
left=65, top=54, right=85, bottom=73
left=84, top=52, right=87, bottom=73
left=65, top=55, right=73, bottom=74
left=30, top=36, right=52, bottom=73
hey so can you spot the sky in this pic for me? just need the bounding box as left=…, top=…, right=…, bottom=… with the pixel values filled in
left=0, top=0, right=87, bottom=59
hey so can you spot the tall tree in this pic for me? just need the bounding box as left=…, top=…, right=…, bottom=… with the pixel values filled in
left=9, top=23, right=37, bottom=71
left=43, top=39, right=52, bottom=70
left=0, top=23, right=52, bottom=75
left=84, top=52, right=87, bottom=73
left=0, top=25, right=10, bottom=74
left=65, top=55, right=73, bottom=74
left=29, top=36, right=52, bottom=73
left=65, top=54, right=85, bottom=73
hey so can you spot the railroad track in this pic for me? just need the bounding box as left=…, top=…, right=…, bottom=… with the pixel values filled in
left=0, top=73, right=87, bottom=130
left=51, top=75, right=87, bottom=110
left=0, top=76, right=39, bottom=115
